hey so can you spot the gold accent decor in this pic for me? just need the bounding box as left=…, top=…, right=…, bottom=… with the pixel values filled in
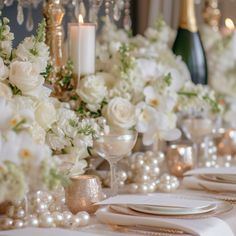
left=179, top=0, right=198, bottom=32
left=43, top=0, right=65, bottom=83
left=203, top=0, right=221, bottom=31
left=65, top=175, right=103, bottom=214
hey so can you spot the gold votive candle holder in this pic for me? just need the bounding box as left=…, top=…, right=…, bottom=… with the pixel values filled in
left=65, top=175, right=103, bottom=214
left=167, top=141, right=194, bottom=177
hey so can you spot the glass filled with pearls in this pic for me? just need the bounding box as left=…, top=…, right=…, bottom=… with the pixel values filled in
left=181, top=114, right=213, bottom=167
left=93, top=129, right=137, bottom=196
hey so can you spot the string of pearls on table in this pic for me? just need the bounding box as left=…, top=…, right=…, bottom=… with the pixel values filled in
left=123, top=151, right=180, bottom=194
left=0, top=189, right=90, bottom=230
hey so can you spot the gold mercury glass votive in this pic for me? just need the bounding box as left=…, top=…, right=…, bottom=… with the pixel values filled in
left=167, top=141, right=194, bottom=177
left=65, top=175, right=103, bottom=214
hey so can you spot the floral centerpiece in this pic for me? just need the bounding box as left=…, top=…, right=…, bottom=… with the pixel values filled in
left=0, top=18, right=103, bottom=204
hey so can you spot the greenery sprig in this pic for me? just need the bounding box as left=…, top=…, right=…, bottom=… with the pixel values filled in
left=119, top=43, right=135, bottom=79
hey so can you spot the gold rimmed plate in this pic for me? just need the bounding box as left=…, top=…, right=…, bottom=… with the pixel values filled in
left=200, top=174, right=236, bottom=184
left=128, top=203, right=217, bottom=216
left=110, top=201, right=232, bottom=219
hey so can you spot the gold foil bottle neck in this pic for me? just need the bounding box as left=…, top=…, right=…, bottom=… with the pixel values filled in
left=179, top=0, right=198, bottom=32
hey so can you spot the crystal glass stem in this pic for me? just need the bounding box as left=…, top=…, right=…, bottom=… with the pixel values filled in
left=108, top=159, right=118, bottom=197
left=194, top=141, right=201, bottom=167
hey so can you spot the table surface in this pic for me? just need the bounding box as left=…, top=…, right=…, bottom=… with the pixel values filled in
left=0, top=191, right=235, bottom=236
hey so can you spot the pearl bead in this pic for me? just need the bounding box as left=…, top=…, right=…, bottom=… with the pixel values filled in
left=15, top=208, right=25, bottom=219
left=14, top=219, right=24, bottom=228
left=129, top=183, right=138, bottom=193
left=150, top=166, right=160, bottom=177
left=43, top=194, right=53, bottom=204
left=136, top=159, right=145, bottom=168
left=39, top=213, right=54, bottom=228
left=52, top=212, right=64, bottom=225
left=160, top=174, right=171, bottom=182
left=142, top=165, right=151, bottom=172
left=36, top=203, right=48, bottom=214
left=63, top=211, right=73, bottom=221
left=139, top=184, right=149, bottom=194
left=6, top=206, right=15, bottom=218
left=76, top=212, right=90, bottom=226
left=148, top=183, right=156, bottom=192
left=118, top=171, right=127, bottom=182
left=134, top=174, right=150, bottom=183
left=150, top=158, right=159, bottom=166
left=72, top=215, right=81, bottom=228
left=27, top=216, right=39, bottom=227
left=1, top=218, right=13, bottom=229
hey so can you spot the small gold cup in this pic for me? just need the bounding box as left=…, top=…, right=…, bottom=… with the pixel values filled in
left=167, top=141, right=194, bottom=177
left=65, top=175, right=103, bottom=214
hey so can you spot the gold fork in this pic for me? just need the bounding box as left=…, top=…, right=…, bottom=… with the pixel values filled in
left=111, top=224, right=194, bottom=236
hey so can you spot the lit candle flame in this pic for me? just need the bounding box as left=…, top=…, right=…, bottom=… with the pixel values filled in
left=225, top=18, right=235, bottom=31
left=79, top=14, right=84, bottom=24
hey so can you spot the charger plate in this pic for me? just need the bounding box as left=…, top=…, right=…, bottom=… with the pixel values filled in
left=110, top=201, right=232, bottom=219
left=129, top=203, right=217, bottom=216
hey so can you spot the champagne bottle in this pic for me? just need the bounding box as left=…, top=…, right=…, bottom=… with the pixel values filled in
left=173, top=0, right=208, bottom=85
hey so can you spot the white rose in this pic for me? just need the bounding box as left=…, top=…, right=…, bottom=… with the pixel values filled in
left=103, top=97, right=136, bottom=129
left=9, top=61, right=44, bottom=97
left=77, top=75, right=107, bottom=112
left=35, top=101, right=57, bottom=130
left=15, top=37, right=49, bottom=72
left=0, top=82, right=12, bottom=99
left=0, top=57, right=8, bottom=80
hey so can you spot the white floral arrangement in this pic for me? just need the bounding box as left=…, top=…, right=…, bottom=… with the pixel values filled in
left=201, top=25, right=236, bottom=127
left=0, top=18, right=103, bottom=203
left=76, top=18, right=220, bottom=146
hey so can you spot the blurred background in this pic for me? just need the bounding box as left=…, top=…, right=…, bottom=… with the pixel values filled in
left=1, top=0, right=236, bottom=46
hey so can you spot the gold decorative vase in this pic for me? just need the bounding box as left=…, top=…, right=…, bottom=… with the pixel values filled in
left=65, top=175, right=103, bottom=214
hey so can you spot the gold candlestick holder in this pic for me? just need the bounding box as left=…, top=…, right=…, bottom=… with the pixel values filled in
left=43, top=0, right=65, bottom=85
left=203, top=0, right=221, bottom=31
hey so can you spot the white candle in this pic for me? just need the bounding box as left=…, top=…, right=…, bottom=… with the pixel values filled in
left=68, top=23, right=79, bottom=75
left=68, top=15, right=96, bottom=79
left=78, top=16, right=96, bottom=76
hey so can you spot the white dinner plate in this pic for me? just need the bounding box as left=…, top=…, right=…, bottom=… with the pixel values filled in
left=129, top=203, right=217, bottom=216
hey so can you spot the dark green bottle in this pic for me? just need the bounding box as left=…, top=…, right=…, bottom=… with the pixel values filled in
left=173, top=0, right=208, bottom=85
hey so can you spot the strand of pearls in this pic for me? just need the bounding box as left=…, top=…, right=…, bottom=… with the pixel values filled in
left=0, top=190, right=90, bottom=230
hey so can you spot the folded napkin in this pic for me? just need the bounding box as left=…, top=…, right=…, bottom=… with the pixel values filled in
left=96, top=207, right=234, bottom=236
left=183, top=175, right=236, bottom=192
left=96, top=193, right=214, bottom=208
left=183, top=167, right=236, bottom=193
left=96, top=193, right=234, bottom=236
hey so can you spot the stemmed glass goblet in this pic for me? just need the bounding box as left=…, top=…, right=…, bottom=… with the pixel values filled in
left=181, top=114, right=213, bottom=167
left=93, top=129, right=137, bottom=196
